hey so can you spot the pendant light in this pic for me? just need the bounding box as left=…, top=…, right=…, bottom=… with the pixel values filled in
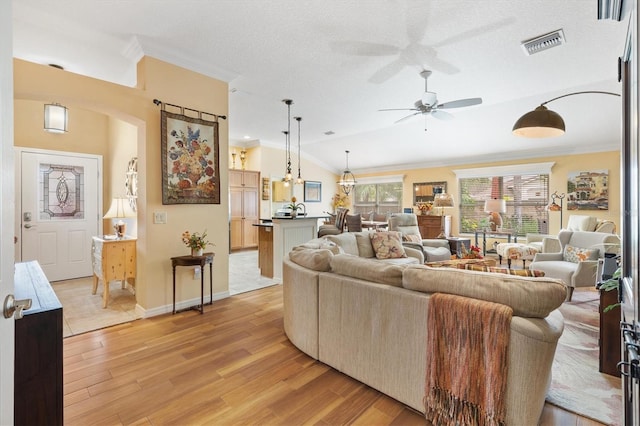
left=282, top=131, right=290, bottom=187
left=338, top=150, right=357, bottom=196
left=294, top=116, right=303, bottom=184
left=282, top=99, right=293, bottom=182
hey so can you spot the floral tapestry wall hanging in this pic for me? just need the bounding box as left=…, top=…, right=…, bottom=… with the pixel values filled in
left=161, top=110, right=220, bottom=204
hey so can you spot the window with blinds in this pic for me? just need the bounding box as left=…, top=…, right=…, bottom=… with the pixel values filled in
left=352, top=181, right=403, bottom=215
left=459, top=174, right=550, bottom=237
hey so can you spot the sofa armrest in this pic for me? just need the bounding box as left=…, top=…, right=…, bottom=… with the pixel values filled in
left=402, top=241, right=424, bottom=253
left=403, top=246, right=424, bottom=264
left=532, top=252, right=563, bottom=262
left=572, top=260, right=600, bottom=288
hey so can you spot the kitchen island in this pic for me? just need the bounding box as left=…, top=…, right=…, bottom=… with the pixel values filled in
left=270, top=216, right=327, bottom=281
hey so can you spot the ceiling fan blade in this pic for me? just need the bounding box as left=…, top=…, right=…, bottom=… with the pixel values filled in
left=395, top=112, right=421, bottom=124
left=369, top=59, right=407, bottom=84
left=329, top=41, right=400, bottom=56
left=433, top=17, right=515, bottom=49
left=431, top=110, right=454, bottom=120
left=378, top=108, right=420, bottom=112
left=437, top=97, right=483, bottom=109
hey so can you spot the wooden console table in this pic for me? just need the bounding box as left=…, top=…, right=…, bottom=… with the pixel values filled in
left=171, top=252, right=214, bottom=314
left=92, top=236, right=137, bottom=308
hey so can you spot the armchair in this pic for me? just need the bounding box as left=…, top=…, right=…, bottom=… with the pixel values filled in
left=388, top=213, right=451, bottom=262
left=529, top=230, right=620, bottom=301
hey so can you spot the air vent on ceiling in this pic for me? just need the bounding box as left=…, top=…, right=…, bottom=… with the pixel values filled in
left=521, top=29, right=565, bottom=56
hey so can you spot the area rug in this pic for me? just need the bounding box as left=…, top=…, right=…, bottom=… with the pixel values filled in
left=546, top=287, right=622, bottom=425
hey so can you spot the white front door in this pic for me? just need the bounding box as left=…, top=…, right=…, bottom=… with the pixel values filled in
left=18, top=149, right=101, bottom=282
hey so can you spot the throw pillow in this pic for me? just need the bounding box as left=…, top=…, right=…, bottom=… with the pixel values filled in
left=370, top=231, right=407, bottom=259
left=403, top=234, right=422, bottom=243
left=563, top=244, right=599, bottom=263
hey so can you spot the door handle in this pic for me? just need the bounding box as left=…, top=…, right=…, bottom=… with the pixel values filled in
left=24, top=223, right=35, bottom=229
left=3, top=294, right=32, bottom=320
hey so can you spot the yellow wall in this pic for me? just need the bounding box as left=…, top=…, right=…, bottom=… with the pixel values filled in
left=357, top=151, right=621, bottom=236
left=14, top=57, right=229, bottom=315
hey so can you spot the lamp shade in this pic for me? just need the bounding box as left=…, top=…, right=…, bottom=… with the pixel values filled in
left=433, top=193, right=454, bottom=208
left=512, top=105, right=565, bottom=138
left=44, top=103, right=68, bottom=133
left=484, top=199, right=506, bottom=213
left=103, top=197, right=136, bottom=219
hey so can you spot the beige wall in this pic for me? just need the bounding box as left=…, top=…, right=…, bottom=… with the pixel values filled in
left=14, top=57, right=229, bottom=315
left=358, top=151, right=621, bottom=236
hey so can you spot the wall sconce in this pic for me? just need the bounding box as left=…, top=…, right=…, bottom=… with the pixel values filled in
left=231, top=150, right=237, bottom=169
left=44, top=103, right=68, bottom=133
left=240, top=149, right=247, bottom=170
left=103, top=197, right=136, bottom=238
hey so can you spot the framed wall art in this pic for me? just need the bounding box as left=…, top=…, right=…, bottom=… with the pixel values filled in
left=567, top=169, right=609, bottom=211
left=161, top=110, right=220, bottom=204
left=304, top=181, right=322, bottom=202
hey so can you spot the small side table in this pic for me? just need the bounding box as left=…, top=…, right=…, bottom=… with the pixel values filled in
left=171, top=252, right=214, bottom=314
left=446, top=237, right=471, bottom=256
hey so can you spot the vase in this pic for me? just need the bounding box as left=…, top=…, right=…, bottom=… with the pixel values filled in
left=191, top=248, right=204, bottom=256
left=291, top=210, right=297, bottom=218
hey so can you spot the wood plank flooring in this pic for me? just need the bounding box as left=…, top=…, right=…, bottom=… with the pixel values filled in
left=64, top=284, right=606, bottom=425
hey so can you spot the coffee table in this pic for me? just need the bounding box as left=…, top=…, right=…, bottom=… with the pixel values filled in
left=425, top=258, right=497, bottom=268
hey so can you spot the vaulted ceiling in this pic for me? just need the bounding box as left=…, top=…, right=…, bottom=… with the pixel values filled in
left=12, top=0, right=628, bottom=174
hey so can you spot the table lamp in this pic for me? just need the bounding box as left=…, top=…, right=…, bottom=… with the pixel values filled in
left=103, top=197, right=136, bottom=238
left=433, top=193, right=454, bottom=238
left=484, top=198, right=507, bottom=231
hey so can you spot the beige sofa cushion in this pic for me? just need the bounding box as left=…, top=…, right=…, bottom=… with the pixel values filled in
left=289, top=247, right=334, bottom=272
left=330, top=254, right=408, bottom=287
left=354, top=232, right=376, bottom=258
left=326, top=233, right=359, bottom=256
left=402, top=265, right=567, bottom=318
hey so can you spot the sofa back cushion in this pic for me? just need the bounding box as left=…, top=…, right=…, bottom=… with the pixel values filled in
left=326, top=233, right=359, bottom=256
left=402, top=265, right=567, bottom=318
left=566, top=215, right=598, bottom=232
left=330, top=254, right=406, bottom=286
left=354, top=232, right=376, bottom=258
left=289, top=247, right=334, bottom=272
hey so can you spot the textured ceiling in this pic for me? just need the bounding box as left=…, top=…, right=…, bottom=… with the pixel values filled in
left=12, top=0, right=629, bottom=174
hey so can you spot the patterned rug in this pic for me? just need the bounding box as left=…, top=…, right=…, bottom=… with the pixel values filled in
left=546, top=287, right=622, bottom=425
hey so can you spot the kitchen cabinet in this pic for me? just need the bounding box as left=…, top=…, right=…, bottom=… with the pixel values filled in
left=230, top=169, right=260, bottom=250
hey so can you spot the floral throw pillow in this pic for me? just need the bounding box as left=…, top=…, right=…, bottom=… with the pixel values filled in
left=370, top=231, right=407, bottom=259
left=402, top=234, right=422, bottom=243
left=563, top=244, right=599, bottom=263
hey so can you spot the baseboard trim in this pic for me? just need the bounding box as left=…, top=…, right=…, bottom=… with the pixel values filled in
left=138, top=290, right=230, bottom=318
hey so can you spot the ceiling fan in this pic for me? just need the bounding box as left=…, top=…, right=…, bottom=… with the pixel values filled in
left=379, top=70, right=483, bottom=128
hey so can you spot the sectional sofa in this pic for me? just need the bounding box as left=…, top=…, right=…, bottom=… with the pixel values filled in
left=283, top=231, right=567, bottom=425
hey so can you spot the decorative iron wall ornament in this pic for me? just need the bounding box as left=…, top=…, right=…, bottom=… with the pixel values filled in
left=156, top=100, right=224, bottom=205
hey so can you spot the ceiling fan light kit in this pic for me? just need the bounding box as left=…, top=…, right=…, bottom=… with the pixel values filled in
left=512, top=91, right=621, bottom=138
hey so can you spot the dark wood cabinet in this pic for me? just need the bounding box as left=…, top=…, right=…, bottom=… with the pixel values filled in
left=599, top=289, right=621, bottom=377
left=14, top=261, right=63, bottom=425
left=416, top=215, right=450, bottom=239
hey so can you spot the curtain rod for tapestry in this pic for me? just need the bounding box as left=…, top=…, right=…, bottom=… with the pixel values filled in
left=152, top=99, right=227, bottom=122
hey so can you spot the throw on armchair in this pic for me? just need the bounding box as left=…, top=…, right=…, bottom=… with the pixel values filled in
left=529, top=230, right=620, bottom=301
left=318, top=208, right=349, bottom=237
left=388, top=213, right=451, bottom=262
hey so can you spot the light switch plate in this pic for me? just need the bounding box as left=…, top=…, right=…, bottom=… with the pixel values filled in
left=154, top=211, right=167, bottom=224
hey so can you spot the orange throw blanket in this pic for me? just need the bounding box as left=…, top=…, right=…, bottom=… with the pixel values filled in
left=424, top=293, right=513, bottom=426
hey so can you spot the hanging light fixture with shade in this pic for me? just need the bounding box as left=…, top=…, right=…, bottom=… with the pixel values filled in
left=294, top=116, right=304, bottom=184
left=512, top=91, right=620, bottom=138
left=484, top=198, right=507, bottom=231
left=338, top=150, right=357, bottom=196
left=44, top=103, right=68, bottom=133
left=103, top=197, right=137, bottom=238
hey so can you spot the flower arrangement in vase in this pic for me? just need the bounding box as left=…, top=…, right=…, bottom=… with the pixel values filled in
left=287, top=197, right=305, bottom=218
left=459, top=243, right=483, bottom=259
left=182, top=230, right=214, bottom=256
left=415, top=202, right=433, bottom=215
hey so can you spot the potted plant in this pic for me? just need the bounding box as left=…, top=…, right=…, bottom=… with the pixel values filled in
left=182, top=230, right=213, bottom=256
left=287, top=197, right=305, bottom=218
left=598, top=266, right=621, bottom=313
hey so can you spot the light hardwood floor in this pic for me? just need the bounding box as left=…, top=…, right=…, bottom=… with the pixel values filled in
left=63, top=284, right=605, bottom=425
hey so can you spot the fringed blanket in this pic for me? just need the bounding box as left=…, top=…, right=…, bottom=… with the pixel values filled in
left=424, top=293, right=513, bottom=426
